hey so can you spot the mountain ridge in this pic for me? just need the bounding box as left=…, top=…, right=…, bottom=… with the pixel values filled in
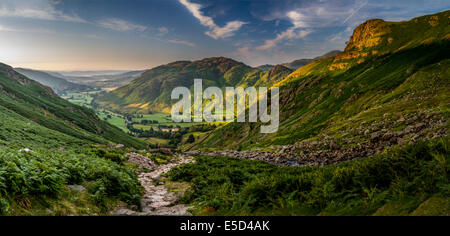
left=15, top=68, right=93, bottom=95
left=0, top=62, right=146, bottom=149
left=94, top=56, right=291, bottom=113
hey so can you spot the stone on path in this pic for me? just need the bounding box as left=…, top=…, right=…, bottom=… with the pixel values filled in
left=110, top=155, right=194, bottom=216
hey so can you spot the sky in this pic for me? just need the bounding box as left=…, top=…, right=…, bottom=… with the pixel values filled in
left=0, top=0, right=448, bottom=71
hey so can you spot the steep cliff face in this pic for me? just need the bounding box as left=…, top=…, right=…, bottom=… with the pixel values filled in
left=345, top=19, right=388, bottom=51
left=328, top=10, right=450, bottom=71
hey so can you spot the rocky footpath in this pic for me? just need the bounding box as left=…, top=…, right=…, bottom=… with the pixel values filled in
left=184, top=112, right=448, bottom=167
left=111, top=155, right=194, bottom=216
left=126, top=152, right=156, bottom=171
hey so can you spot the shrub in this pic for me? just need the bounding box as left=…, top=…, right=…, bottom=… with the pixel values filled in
left=168, top=137, right=449, bottom=215
left=0, top=148, right=143, bottom=208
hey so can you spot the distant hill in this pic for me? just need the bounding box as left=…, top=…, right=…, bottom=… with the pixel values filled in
left=282, top=50, right=342, bottom=69
left=313, top=50, right=342, bottom=60
left=94, top=57, right=290, bottom=113
left=14, top=68, right=93, bottom=95
left=0, top=63, right=146, bottom=149
left=256, top=50, right=342, bottom=71
left=256, top=64, right=276, bottom=71
left=62, top=70, right=146, bottom=89
left=281, top=58, right=314, bottom=70
left=55, top=70, right=130, bottom=77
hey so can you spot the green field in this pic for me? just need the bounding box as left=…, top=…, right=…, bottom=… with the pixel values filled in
left=61, top=91, right=129, bottom=132
left=63, top=91, right=100, bottom=108
left=132, top=113, right=172, bottom=123
left=60, top=92, right=225, bottom=135
left=145, top=137, right=170, bottom=146
left=131, top=113, right=223, bottom=131
left=97, top=110, right=128, bottom=132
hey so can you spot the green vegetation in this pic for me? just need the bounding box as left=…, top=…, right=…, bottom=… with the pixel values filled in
left=0, top=64, right=146, bottom=149
left=186, top=134, right=195, bottom=143
left=133, top=113, right=172, bottom=123
left=168, top=138, right=449, bottom=216
left=0, top=148, right=143, bottom=215
left=96, top=110, right=128, bottom=132
left=0, top=62, right=148, bottom=215
left=1, top=10, right=449, bottom=216
left=63, top=91, right=99, bottom=108
left=196, top=10, right=450, bottom=150
left=145, top=137, right=169, bottom=146
left=94, top=57, right=292, bottom=114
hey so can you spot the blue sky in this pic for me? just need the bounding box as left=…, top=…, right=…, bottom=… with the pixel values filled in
left=0, top=0, right=448, bottom=70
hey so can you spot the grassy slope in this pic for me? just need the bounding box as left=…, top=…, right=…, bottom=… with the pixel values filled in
left=0, top=64, right=147, bottom=215
left=195, top=10, right=450, bottom=150
left=0, top=64, right=146, bottom=149
left=14, top=68, right=92, bottom=95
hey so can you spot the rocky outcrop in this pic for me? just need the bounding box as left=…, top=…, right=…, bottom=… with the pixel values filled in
left=345, top=19, right=387, bottom=51
left=149, top=148, right=174, bottom=155
left=126, top=152, right=156, bottom=171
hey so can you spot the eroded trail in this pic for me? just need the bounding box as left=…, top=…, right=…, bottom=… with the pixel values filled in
left=111, top=155, right=194, bottom=216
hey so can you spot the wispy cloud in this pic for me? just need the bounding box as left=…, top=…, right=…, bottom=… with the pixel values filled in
left=158, top=26, right=169, bottom=36
left=0, top=24, right=13, bottom=31
left=168, top=39, right=196, bottom=47
left=179, top=0, right=247, bottom=39
left=257, top=11, right=312, bottom=50
left=84, top=34, right=103, bottom=40
left=97, top=18, right=147, bottom=32
left=254, top=1, right=373, bottom=51
left=0, top=24, right=56, bottom=34
left=0, top=0, right=86, bottom=23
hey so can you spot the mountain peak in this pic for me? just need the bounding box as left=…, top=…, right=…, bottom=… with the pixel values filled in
left=191, top=57, right=247, bottom=74
left=194, top=56, right=242, bottom=66
left=345, top=19, right=387, bottom=52
left=270, top=65, right=291, bottom=74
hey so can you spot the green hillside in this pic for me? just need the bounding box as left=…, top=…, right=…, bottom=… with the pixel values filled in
left=169, top=137, right=449, bottom=216
left=195, top=10, right=450, bottom=150
left=14, top=68, right=93, bottom=95
left=94, top=57, right=292, bottom=114
left=0, top=62, right=148, bottom=215
left=257, top=50, right=342, bottom=71
left=0, top=63, right=146, bottom=149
